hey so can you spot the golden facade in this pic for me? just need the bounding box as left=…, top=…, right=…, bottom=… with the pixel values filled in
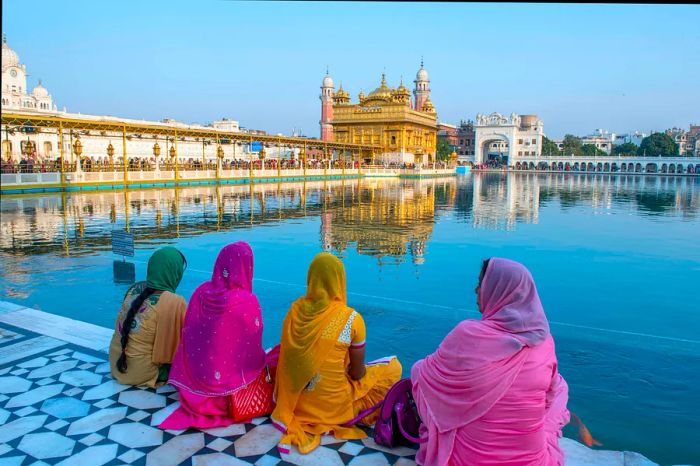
left=330, top=75, right=437, bottom=165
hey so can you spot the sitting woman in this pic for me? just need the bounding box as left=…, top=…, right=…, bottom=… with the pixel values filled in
left=160, top=241, right=276, bottom=429
left=272, top=252, right=402, bottom=455
left=109, top=246, right=188, bottom=387
left=411, top=258, right=571, bottom=466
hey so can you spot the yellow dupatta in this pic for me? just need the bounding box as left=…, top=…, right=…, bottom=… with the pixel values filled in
left=272, top=252, right=355, bottom=451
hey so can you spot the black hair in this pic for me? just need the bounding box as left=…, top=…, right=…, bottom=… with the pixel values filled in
left=479, top=259, right=490, bottom=284
left=116, top=286, right=156, bottom=373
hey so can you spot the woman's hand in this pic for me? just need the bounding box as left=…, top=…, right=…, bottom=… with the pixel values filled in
left=348, top=346, right=367, bottom=380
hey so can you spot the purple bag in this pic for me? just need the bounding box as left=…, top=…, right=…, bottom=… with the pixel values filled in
left=344, top=378, right=424, bottom=448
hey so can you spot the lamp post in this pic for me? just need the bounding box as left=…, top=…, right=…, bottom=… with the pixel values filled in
left=73, top=136, right=83, bottom=173
left=153, top=141, right=161, bottom=172
left=217, top=143, right=224, bottom=180
left=107, top=142, right=115, bottom=171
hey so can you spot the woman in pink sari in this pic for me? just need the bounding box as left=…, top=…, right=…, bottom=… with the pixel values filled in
left=411, top=258, right=571, bottom=466
left=160, top=241, right=274, bottom=429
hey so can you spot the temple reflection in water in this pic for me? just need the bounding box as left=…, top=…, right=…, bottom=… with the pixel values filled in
left=0, top=174, right=698, bottom=261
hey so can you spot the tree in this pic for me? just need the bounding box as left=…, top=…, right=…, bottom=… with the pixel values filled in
left=581, top=144, right=607, bottom=157
left=561, top=134, right=583, bottom=156
left=638, top=133, right=679, bottom=157
left=611, top=142, right=639, bottom=157
left=436, top=138, right=452, bottom=161
left=541, top=136, right=560, bottom=156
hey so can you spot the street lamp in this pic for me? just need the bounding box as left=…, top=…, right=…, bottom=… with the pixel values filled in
left=153, top=142, right=161, bottom=158
left=217, top=144, right=224, bottom=159
left=107, top=142, right=114, bottom=170
left=169, top=145, right=176, bottom=159
left=23, top=139, right=35, bottom=158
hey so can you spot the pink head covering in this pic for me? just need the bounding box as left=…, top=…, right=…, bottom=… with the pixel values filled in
left=411, top=258, right=554, bottom=464
left=168, top=241, right=266, bottom=396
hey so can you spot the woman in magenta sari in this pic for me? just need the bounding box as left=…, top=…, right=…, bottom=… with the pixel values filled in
left=160, top=241, right=273, bottom=429
left=411, top=258, right=571, bottom=466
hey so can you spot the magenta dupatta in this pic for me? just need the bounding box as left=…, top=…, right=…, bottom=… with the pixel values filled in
left=168, top=241, right=266, bottom=396
left=411, top=258, right=568, bottom=465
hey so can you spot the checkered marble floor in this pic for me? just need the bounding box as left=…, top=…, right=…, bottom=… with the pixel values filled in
left=0, top=302, right=665, bottom=466
left=0, top=319, right=418, bottom=465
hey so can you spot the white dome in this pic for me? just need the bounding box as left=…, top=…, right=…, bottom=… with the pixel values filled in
left=416, top=66, right=429, bottom=82
left=32, top=81, right=48, bottom=98
left=2, top=40, right=20, bottom=70
left=322, top=74, right=334, bottom=88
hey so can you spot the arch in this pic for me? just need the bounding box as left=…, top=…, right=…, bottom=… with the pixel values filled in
left=688, top=164, right=694, bottom=174
left=587, top=162, right=595, bottom=171
left=537, top=161, right=549, bottom=170
left=603, top=162, right=610, bottom=172
left=475, top=131, right=511, bottom=165
left=620, top=163, right=627, bottom=172
left=529, top=162, right=535, bottom=170
left=557, top=162, right=564, bottom=170
left=696, top=164, right=700, bottom=174
left=645, top=163, right=657, bottom=173
left=611, top=162, right=618, bottom=172
left=596, top=162, right=603, bottom=172
left=565, top=162, right=571, bottom=171
left=669, top=164, right=676, bottom=174
left=515, top=162, right=522, bottom=170
left=635, top=163, right=642, bottom=173
left=661, top=163, right=668, bottom=173
left=573, top=162, right=580, bottom=171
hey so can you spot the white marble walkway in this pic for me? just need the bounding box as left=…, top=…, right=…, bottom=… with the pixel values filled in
left=0, top=301, right=671, bottom=465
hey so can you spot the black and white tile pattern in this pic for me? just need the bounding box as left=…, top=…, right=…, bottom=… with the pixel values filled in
left=0, top=302, right=664, bottom=466
left=0, top=321, right=417, bottom=465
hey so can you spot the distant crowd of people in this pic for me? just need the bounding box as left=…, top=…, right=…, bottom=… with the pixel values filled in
left=2, top=157, right=455, bottom=174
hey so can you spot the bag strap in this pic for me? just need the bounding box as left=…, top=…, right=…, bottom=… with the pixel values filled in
left=395, top=404, right=426, bottom=444
left=341, top=400, right=384, bottom=427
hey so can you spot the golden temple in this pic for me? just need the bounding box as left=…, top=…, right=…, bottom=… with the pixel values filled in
left=328, top=73, right=438, bottom=165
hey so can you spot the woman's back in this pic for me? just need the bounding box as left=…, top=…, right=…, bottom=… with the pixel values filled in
left=452, top=337, right=558, bottom=466
left=109, top=281, right=186, bottom=387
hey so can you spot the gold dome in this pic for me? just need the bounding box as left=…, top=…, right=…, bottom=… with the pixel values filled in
left=422, top=97, right=436, bottom=113
left=336, top=84, right=349, bottom=98
left=367, top=73, right=394, bottom=100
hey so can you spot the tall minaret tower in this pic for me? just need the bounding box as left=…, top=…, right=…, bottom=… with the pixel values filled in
left=319, top=67, right=335, bottom=141
left=413, top=59, right=430, bottom=111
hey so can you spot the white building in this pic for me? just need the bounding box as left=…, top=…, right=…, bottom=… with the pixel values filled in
left=473, top=112, right=544, bottom=165
left=1, top=34, right=58, bottom=113
left=1, top=36, right=246, bottom=164
left=580, top=129, right=617, bottom=155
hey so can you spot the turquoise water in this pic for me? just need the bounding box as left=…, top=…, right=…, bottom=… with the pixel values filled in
left=1, top=173, right=699, bottom=464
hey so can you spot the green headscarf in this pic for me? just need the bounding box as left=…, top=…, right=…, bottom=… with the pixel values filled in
left=146, top=246, right=186, bottom=293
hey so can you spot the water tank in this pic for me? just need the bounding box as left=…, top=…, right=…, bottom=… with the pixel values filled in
left=520, top=115, right=538, bottom=129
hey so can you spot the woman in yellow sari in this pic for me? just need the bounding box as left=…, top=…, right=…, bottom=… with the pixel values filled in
left=272, top=252, right=402, bottom=455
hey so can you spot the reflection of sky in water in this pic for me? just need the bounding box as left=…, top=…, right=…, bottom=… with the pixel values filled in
left=0, top=173, right=699, bottom=464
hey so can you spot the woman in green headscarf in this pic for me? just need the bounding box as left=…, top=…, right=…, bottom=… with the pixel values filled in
left=109, top=246, right=188, bottom=387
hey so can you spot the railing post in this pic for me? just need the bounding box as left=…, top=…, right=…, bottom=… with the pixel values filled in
left=249, top=136, right=254, bottom=180
left=278, top=137, right=282, bottom=179
left=122, top=125, right=128, bottom=187
left=58, top=122, right=65, bottom=188
left=216, top=132, right=221, bottom=183
left=174, top=129, right=179, bottom=184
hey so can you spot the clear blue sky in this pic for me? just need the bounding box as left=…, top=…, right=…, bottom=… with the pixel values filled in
left=3, top=1, right=699, bottom=138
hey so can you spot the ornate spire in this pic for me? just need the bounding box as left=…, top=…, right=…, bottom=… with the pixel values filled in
left=2, top=33, right=6, bottom=45
left=326, top=64, right=329, bottom=75
left=380, top=73, right=387, bottom=86
left=420, top=56, right=424, bottom=68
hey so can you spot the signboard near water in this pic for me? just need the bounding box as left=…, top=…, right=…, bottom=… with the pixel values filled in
left=112, top=230, right=134, bottom=257
left=251, top=141, right=263, bottom=152
left=113, top=260, right=136, bottom=284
